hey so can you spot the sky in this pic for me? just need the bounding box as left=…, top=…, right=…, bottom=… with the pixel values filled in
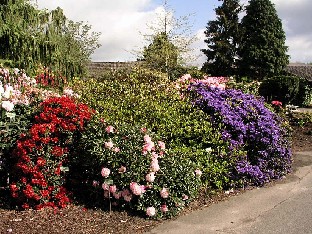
left=35, top=0, right=312, bottom=66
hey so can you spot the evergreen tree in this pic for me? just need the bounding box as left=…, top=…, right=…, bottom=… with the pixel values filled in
left=139, top=0, right=197, bottom=80
left=142, top=32, right=178, bottom=79
left=238, top=0, right=289, bottom=80
left=201, top=0, right=241, bottom=76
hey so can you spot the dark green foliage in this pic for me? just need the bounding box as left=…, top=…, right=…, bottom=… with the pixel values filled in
left=259, top=75, right=308, bottom=105
left=202, top=0, right=241, bottom=76
left=238, top=0, right=289, bottom=80
left=0, top=0, right=100, bottom=78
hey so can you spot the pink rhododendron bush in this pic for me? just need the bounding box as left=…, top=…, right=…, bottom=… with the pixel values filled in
left=68, top=116, right=202, bottom=218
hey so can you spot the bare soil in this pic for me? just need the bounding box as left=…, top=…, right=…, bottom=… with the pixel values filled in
left=1, top=123, right=311, bottom=234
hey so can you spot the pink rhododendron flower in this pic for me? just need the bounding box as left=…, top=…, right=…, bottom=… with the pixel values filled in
left=118, top=166, right=126, bottom=173
left=140, top=185, right=146, bottom=194
left=63, top=88, right=74, bottom=96
left=113, top=147, right=120, bottom=153
left=182, top=194, right=189, bottom=200
left=143, top=141, right=155, bottom=152
left=105, top=125, right=115, bottom=133
left=160, top=188, right=169, bottom=198
left=144, top=135, right=152, bottom=143
left=124, top=194, right=133, bottom=202
left=102, top=183, right=109, bottom=191
left=1, top=100, right=14, bottom=112
left=195, top=169, right=202, bottom=177
left=150, top=159, right=160, bottom=172
left=92, top=180, right=99, bottom=187
left=145, top=172, right=155, bottom=182
left=146, top=207, right=156, bottom=217
left=101, top=167, right=110, bottom=178
left=113, top=191, right=121, bottom=199
left=140, top=127, right=147, bottom=133
left=130, top=182, right=145, bottom=196
left=160, top=204, right=168, bottom=213
left=104, top=141, right=114, bottom=149
left=110, top=185, right=117, bottom=193
left=158, top=141, right=165, bottom=150
left=271, top=100, right=282, bottom=107
left=121, top=189, right=131, bottom=197
left=151, top=152, right=159, bottom=159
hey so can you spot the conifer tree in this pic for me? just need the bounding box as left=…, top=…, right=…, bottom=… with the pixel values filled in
left=238, top=0, right=289, bottom=80
left=143, top=32, right=178, bottom=77
left=140, top=0, right=197, bottom=80
left=202, top=0, right=241, bottom=76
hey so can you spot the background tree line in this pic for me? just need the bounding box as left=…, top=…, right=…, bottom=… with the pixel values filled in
left=202, top=0, right=289, bottom=80
left=0, top=0, right=100, bottom=78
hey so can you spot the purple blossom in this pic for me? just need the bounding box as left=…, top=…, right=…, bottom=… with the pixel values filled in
left=189, top=83, right=292, bottom=186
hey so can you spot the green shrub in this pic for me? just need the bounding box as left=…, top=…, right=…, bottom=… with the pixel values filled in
left=259, top=75, right=308, bottom=106
left=72, top=68, right=241, bottom=191
left=227, top=77, right=261, bottom=96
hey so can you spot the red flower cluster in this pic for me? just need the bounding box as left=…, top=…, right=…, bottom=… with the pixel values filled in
left=35, top=70, right=66, bottom=88
left=271, top=100, right=283, bottom=107
left=10, top=96, right=94, bottom=210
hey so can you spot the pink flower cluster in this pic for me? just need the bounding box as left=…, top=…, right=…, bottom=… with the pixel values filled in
left=200, top=76, right=228, bottom=90
left=174, top=74, right=229, bottom=94
left=100, top=132, right=169, bottom=217
left=0, top=68, right=80, bottom=114
left=143, top=135, right=166, bottom=180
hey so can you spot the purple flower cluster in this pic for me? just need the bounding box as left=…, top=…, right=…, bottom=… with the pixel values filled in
left=189, top=83, right=292, bottom=186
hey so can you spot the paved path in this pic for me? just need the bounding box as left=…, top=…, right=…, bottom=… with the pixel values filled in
left=147, top=151, right=312, bottom=234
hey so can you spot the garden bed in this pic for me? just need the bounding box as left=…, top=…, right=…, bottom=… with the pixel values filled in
left=0, top=122, right=311, bottom=234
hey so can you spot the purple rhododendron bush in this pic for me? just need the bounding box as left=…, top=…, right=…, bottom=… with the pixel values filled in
left=189, top=80, right=292, bottom=186
left=1, top=67, right=292, bottom=219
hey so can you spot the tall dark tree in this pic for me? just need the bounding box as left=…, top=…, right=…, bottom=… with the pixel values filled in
left=201, top=0, right=241, bottom=76
left=238, top=0, right=289, bottom=80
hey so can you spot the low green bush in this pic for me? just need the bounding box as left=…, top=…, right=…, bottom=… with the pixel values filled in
left=259, top=75, right=308, bottom=106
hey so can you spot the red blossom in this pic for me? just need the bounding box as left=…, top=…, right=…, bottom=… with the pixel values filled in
left=10, top=96, right=94, bottom=210
left=36, top=157, right=46, bottom=167
left=271, top=100, right=282, bottom=107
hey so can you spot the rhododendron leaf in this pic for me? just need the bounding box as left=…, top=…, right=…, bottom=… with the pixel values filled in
left=6, top=112, right=16, bottom=120
left=60, top=166, right=69, bottom=172
left=104, top=179, right=113, bottom=185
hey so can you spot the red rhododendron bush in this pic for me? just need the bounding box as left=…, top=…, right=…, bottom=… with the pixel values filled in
left=10, top=96, right=94, bottom=210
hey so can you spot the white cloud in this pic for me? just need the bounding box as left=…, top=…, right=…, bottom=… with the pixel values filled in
left=272, top=0, right=312, bottom=63
left=36, top=0, right=160, bottom=61
left=35, top=0, right=312, bottom=64
left=286, top=36, right=312, bottom=63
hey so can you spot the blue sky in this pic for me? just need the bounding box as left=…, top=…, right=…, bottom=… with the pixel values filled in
left=153, top=0, right=218, bottom=30
left=36, top=0, right=312, bottom=65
